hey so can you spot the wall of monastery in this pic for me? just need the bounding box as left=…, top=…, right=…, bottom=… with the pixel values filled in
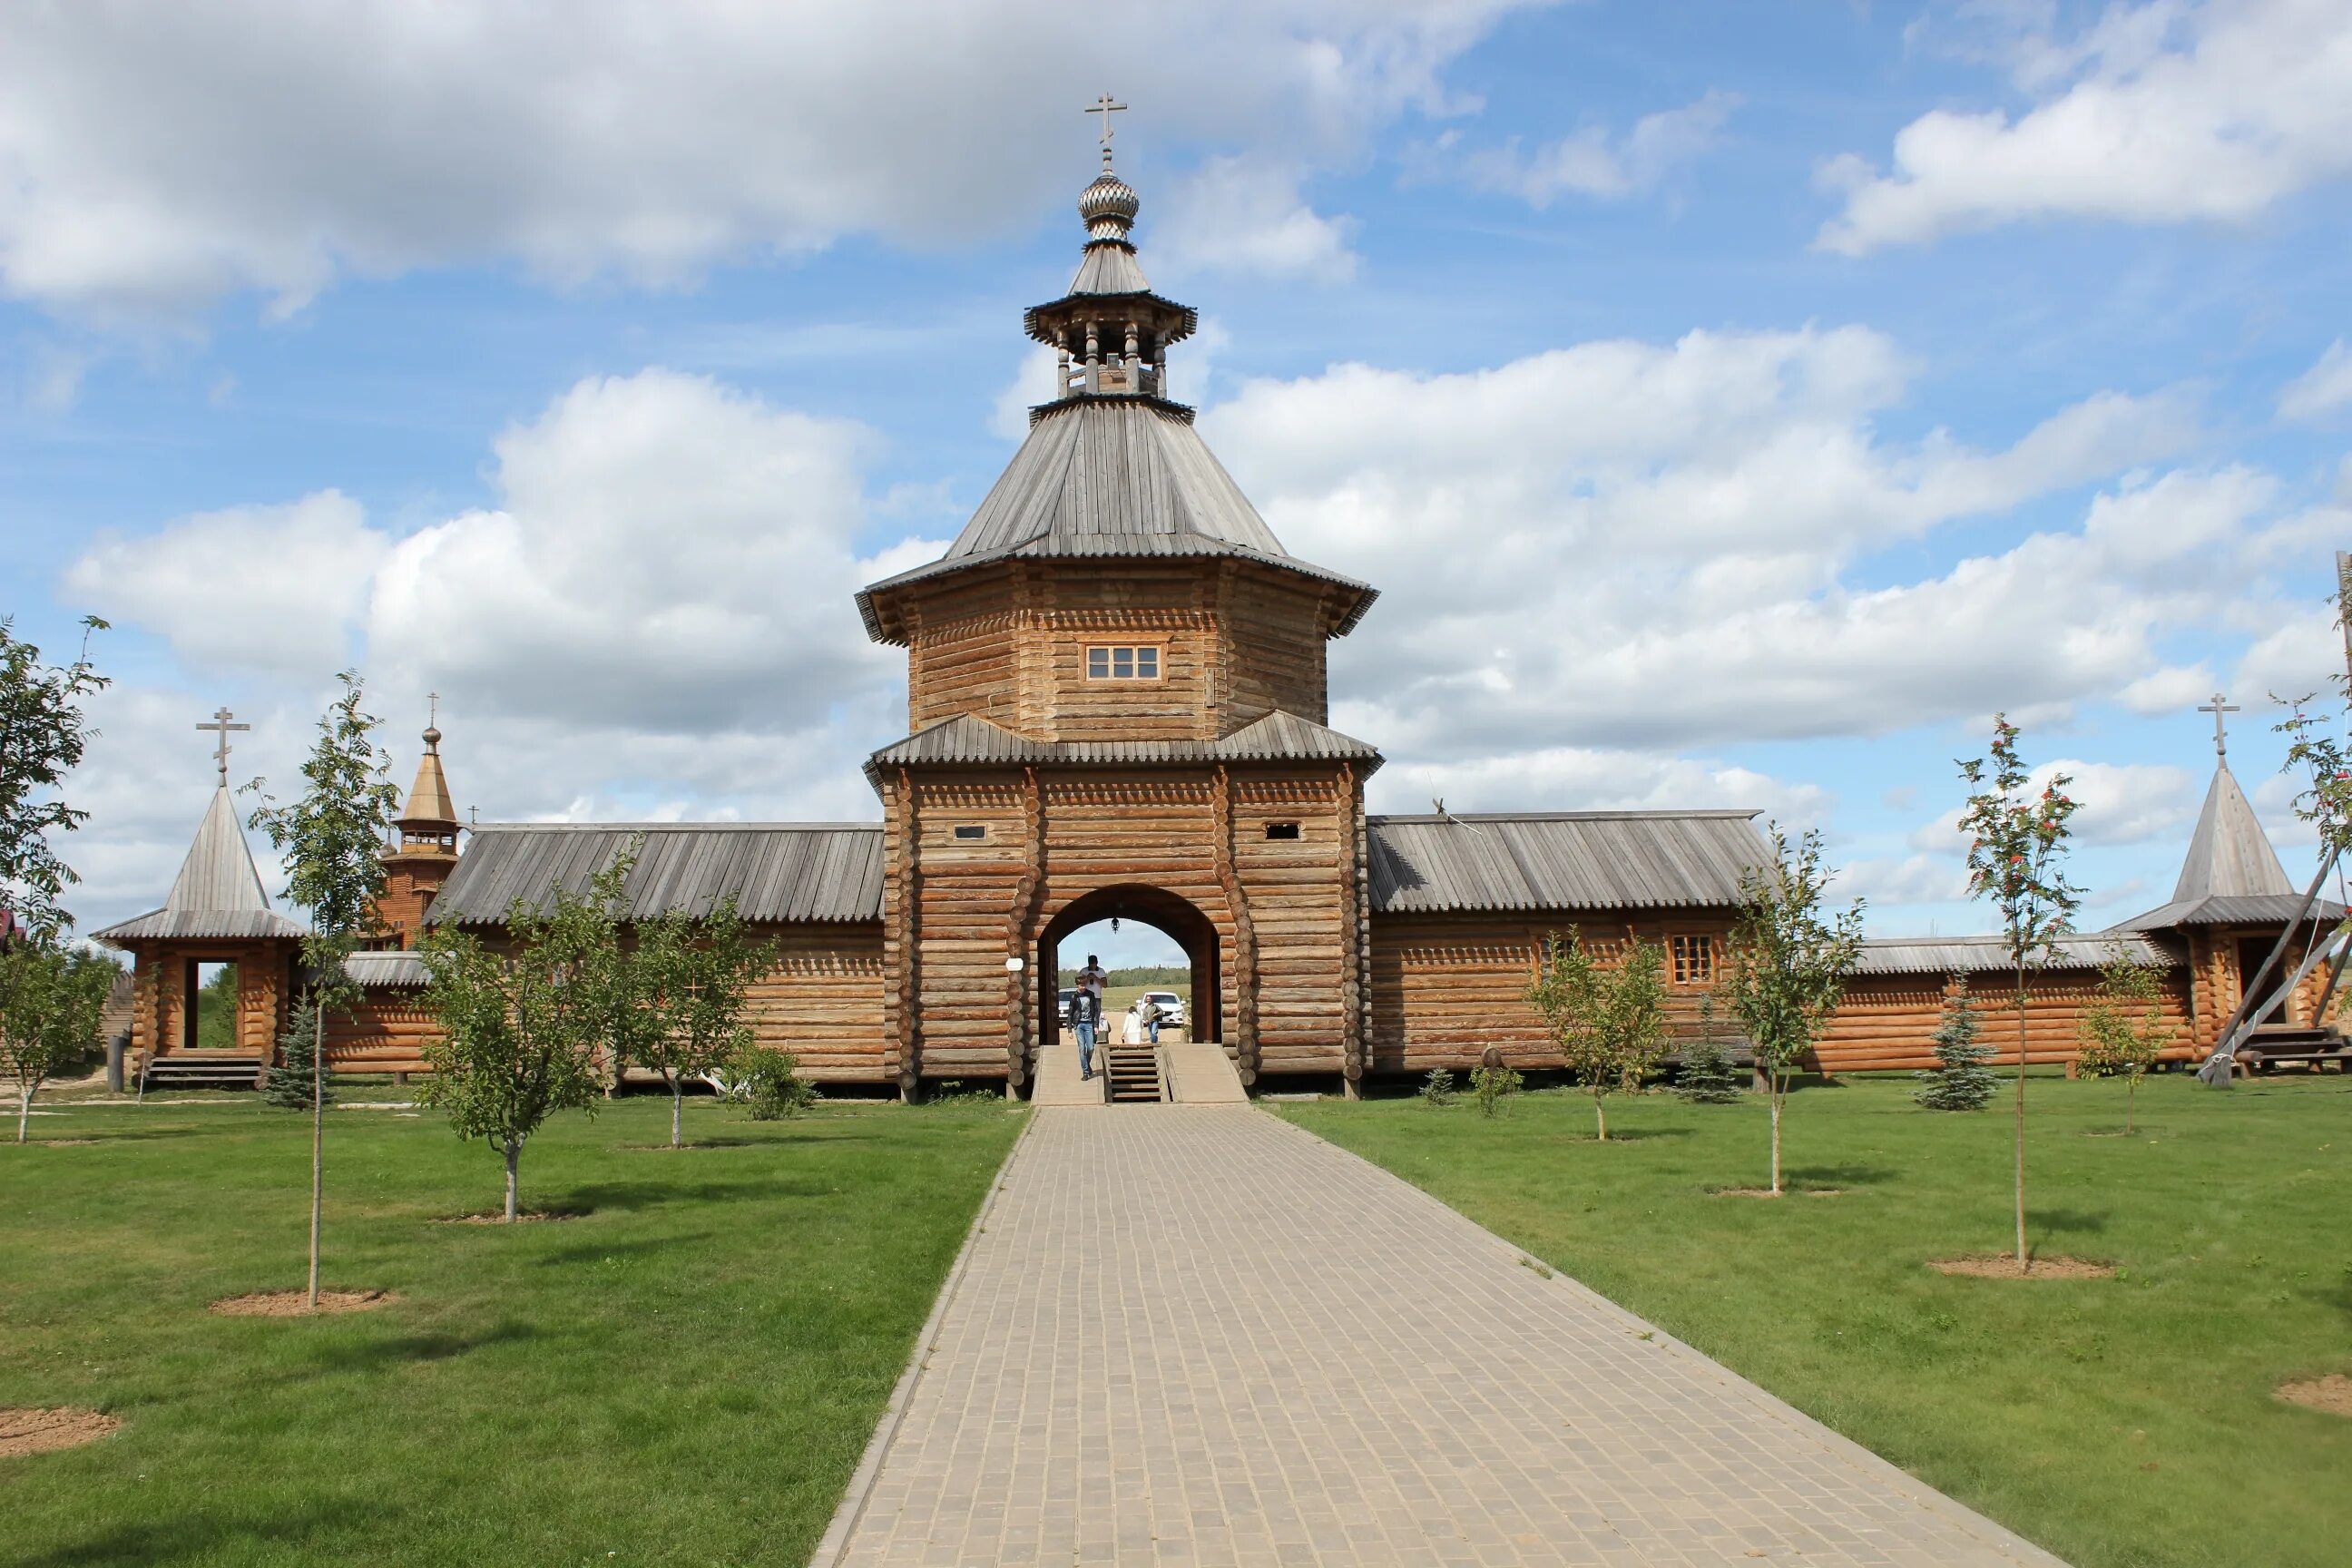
left=1366, top=911, right=1738, bottom=1075
left=1818, top=968, right=2200, bottom=1073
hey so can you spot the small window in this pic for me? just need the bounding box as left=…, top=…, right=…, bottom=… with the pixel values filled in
left=1085, top=644, right=1161, bottom=681
left=1671, top=934, right=1714, bottom=985
left=952, top=825, right=987, bottom=841
left=1264, top=822, right=1300, bottom=840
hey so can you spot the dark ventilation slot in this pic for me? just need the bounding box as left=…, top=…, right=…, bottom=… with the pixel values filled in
left=953, top=825, right=987, bottom=841
left=1265, top=822, right=1301, bottom=840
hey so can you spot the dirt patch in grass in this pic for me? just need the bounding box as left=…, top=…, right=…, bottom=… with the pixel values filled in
left=1713, top=1186, right=1846, bottom=1199
left=20, top=1138, right=99, bottom=1147
left=1929, top=1255, right=2116, bottom=1279
left=2277, top=1375, right=2352, bottom=1416
left=210, top=1289, right=399, bottom=1317
left=435, top=1210, right=582, bottom=1225
left=0, top=1407, right=120, bottom=1458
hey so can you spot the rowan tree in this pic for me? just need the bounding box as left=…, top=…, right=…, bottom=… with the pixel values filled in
left=1957, top=715, right=2082, bottom=1269
left=1525, top=928, right=1669, bottom=1141
left=418, top=858, right=626, bottom=1220
left=1720, top=825, right=1865, bottom=1194
left=247, top=671, right=400, bottom=1308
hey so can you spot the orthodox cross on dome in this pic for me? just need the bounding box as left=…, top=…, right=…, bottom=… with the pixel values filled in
left=1084, top=93, right=1125, bottom=169
left=2199, top=691, right=2239, bottom=760
left=195, top=706, right=250, bottom=785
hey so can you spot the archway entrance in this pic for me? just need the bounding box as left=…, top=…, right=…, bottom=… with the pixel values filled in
left=1037, top=884, right=1223, bottom=1051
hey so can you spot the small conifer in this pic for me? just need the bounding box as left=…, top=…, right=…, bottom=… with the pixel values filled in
left=1676, top=1036, right=1742, bottom=1103
left=1914, top=991, right=1995, bottom=1111
left=264, top=1002, right=334, bottom=1112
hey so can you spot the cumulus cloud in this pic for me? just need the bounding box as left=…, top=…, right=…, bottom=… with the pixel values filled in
left=1155, top=156, right=1361, bottom=280
left=1423, top=89, right=1740, bottom=206
left=57, top=368, right=943, bottom=929
left=2279, top=339, right=2352, bottom=423
left=0, top=0, right=1537, bottom=323
left=1204, top=326, right=2229, bottom=760
left=64, top=491, right=386, bottom=676
left=1818, top=0, right=2352, bottom=253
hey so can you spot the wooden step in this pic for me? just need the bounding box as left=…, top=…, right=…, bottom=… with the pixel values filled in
left=1102, top=1045, right=1163, bottom=1103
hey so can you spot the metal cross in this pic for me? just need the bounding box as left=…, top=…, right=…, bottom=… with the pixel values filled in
left=1085, top=93, right=1125, bottom=166
left=426, top=690, right=440, bottom=728
left=2199, top=691, right=2239, bottom=759
left=196, top=706, right=250, bottom=784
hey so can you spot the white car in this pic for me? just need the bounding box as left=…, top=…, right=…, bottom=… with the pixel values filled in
left=1140, top=991, right=1187, bottom=1028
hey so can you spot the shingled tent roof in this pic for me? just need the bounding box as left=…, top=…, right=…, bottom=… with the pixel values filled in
left=1366, top=811, right=1772, bottom=915
left=856, top=400, right=1375, bottom=641
left=864, top=710, right=1381, bottom=787
left=426, top=823, right=885, bottom=927
left=2117, top=760, right=2340, bottom=929
left=93, top=786, right=309, bottom=945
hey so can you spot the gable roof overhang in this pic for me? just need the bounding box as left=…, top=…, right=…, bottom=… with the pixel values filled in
left=862, top=710, right=1383, bottom=791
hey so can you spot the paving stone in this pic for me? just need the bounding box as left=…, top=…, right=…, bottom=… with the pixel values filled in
left=819, top=1106, right=2065, bottom=1566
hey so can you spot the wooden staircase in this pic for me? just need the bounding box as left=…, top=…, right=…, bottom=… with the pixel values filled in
left=139, top=1053, right=267, bottom=1092
left=1102, top=1044, right=1164, bottom=1103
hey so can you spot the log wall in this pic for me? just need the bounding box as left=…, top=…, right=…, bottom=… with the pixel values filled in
left=1819, top=968, right=2200, bottom=1073
left=117, top=939, right=297, bottom=1067
left=1367, top=912, right=1738, bottom=1074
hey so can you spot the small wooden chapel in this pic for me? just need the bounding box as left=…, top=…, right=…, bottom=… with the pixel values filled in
left=103, top=127, right=2345, bottom=1097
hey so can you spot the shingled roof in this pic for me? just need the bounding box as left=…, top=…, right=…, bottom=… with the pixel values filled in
left=856, top=399, right=1375, bottom=641
left=2118, top=760, right=2338, bottom=929
left=1367, top=811, right=1772, bottom=915
left=427, top=823, right=885, bottom=927
left=1852, top=933, right=2174, bottom=975
left=92, top=786, right=309, bottom=945
left=865, top=710, right=1382, bottom=787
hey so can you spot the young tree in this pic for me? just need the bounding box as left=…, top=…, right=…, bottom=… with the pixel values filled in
left=1957, top=715, right=2082, bottom=1269
left=247, top=672, right=401, bottom=1309
left=1675, top=994, right=1743, bottom=1105
left=1525, top=928, right=1670, bottom=1141
left=263, top=1005, right=333, bottom=1112
left=0, top=616, right=108, bottom=942
left=1468, top=1059, right=1523, bottom=1118
left=722, top=1041, right=818, bottom=1120
left=627, top=897, right=774, bottom=1147
left=0, top=941, right=114, bottom=1142
left=417, top=859, right=627, bottom=1220
left=1720, top=826, right=1866, bottom=1194
left=2076, top=952, right=2174, bottom=1134
left=1914, top=988, right=1997, bottom=1112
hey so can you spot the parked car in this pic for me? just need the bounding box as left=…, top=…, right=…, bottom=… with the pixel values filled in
left=1057, top=988, right=1077, bottom=1026
left=1140, top=990, right=1186, bottom=1028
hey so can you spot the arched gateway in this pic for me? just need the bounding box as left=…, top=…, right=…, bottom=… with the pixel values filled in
left=1037, top=883, right=1225, bottom=1051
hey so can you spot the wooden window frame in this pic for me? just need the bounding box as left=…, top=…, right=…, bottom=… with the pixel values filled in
left=1083, top=643, right=1163, bottom=682
left=1669, top=933, right=1715, bottom=985
left=951, top=824, right=988, bottom=841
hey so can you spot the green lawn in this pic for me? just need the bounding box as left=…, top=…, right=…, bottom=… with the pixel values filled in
left=1, top=1093, right=1024, bottom=1566
left=1280, top=1073, right=2352, bottom=1568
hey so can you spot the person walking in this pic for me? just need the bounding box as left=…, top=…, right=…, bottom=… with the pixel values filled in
left=1077, top=952, right=1107, bottom=1003
left=1072, top=985, right=1102, bottom=1081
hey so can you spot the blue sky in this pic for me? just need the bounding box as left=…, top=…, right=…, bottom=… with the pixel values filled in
left=6, top=0, right=2350, bottom=965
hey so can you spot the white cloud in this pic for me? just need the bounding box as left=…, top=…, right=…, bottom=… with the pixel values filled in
left=0, top=0, right=1538, bottom=323
left=1819, top=0, right=2352, bottom=254
left=1204, top=327, right=2228, bottom=760
left=2279, top=339, right=2352, bottom=422
left=1368, top=746, right=1828, bottom=822
left=64, top=491, right=386, bottom=676
left=1430, top=89, right=1740, bottom=206
left=1155, top=156, right=1361, bottom=281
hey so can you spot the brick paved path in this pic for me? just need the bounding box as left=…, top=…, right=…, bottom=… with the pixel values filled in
left=817, top=1107, right=2063, bottom=1566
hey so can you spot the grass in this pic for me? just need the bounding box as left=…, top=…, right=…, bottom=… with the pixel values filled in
left=0, top=1093, right=1024, bottom=1566
left=1279, top=1071, right=2352, bottom=1568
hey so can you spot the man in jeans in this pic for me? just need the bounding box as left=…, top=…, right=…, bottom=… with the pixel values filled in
left=1072, top=985, right=1102, bottom=1081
